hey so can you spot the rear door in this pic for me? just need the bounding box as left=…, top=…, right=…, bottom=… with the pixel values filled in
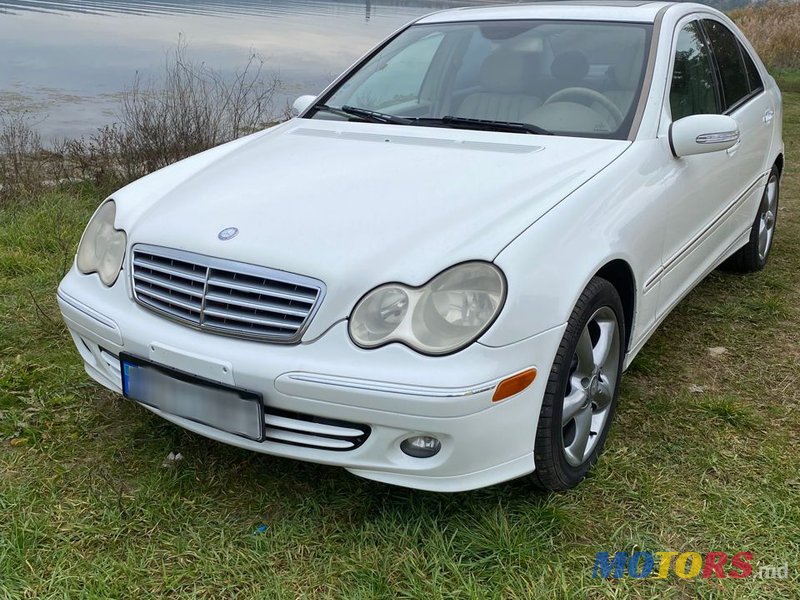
left=701, top=17, right=774, bottom=237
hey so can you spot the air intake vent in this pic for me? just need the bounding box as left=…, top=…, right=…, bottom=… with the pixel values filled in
left=263, top=408, right=370, bottom=451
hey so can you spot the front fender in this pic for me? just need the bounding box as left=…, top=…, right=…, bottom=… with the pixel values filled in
left=479, top=144, right=666, bottom=348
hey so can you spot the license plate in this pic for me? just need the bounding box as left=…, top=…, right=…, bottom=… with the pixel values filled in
left=120, top=353, right=264, bottom=441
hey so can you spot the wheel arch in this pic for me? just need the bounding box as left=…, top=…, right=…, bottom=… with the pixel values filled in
left=775, top=153, right=784, bottom=177
left=594, top=259, right=636, bottom=352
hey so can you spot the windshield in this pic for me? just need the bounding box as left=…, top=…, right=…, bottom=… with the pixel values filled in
left=308, top=20, right=652, bottom=139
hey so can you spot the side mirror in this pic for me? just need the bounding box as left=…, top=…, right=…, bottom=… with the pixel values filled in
left=669, top=114, right=739, bottom=158
left=291, top=95, right=317, bottom=117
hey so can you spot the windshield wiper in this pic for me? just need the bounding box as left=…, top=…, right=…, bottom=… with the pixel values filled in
left=426, top=116, right=554, bottom=136
left=313, top=107, right=553, bottom=135
left=314, top=104, right=368, bottom=121
left=313, top=104, right=412, bottom=125
left=340, top=105, right=413, bottom=125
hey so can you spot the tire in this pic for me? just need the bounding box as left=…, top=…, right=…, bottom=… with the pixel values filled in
left=532, top=277, right=625, bottom=491
left=722, top=166, right=780, bottom=273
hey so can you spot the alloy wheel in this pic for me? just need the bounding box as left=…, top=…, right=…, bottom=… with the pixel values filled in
left=561, top=306, right=621, bottom=467
left=758, top=174, right=779, bottom=261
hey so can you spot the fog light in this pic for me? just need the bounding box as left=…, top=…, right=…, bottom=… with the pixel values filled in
left=401, top=435, right=441, bottom=458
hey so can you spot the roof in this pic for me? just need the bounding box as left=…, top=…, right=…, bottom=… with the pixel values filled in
left=416, top=2, right=680, bottom=25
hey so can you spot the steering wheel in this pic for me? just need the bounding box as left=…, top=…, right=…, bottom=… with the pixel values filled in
left=544, top=87, right=624, bottom=127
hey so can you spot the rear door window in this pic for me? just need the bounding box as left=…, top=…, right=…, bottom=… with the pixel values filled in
left=702, top=20, right=751, bottom=111
left=740, top=42, right=764, bottom=94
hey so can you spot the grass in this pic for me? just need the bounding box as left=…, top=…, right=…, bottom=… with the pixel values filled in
left=1, top=81, right=800, bottom=600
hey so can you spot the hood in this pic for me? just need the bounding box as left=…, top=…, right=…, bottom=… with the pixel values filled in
left=115, top=119, right=629, bottom=338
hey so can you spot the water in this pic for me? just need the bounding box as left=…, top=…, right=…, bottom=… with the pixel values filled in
left=0, top=0, right=742, bottom=139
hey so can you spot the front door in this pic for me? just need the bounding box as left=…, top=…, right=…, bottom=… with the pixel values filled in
left=657, top=19, right=734, bottom=317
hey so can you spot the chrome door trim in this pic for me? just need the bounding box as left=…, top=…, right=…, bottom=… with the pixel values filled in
left=644, top=170, right=769, bottom=291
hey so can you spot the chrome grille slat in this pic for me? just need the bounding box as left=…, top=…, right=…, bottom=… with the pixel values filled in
left=207, top=275, right=317, bottom=303
left=134, top=271, right=205, bottom=298
left=137, top=294, right=201, bottom=324
left=204, top=290, right=310, bottom=318
left=203, top=321, right=296, bottom=339
left=133, top=256, right=207, bottom=283
left=203, top=306, right=304, bottom=330
left=134, top=285, right=203, bottom=312
left=131, top=245, right=324, bottom=343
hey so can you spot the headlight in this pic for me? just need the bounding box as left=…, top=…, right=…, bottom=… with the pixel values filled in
left=76, top=200, right=127, bottom=286
left=349, top=262, right=506, bottom=355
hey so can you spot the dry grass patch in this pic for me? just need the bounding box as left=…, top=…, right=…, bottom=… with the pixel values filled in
left=731, top=1, right=800, bottom=71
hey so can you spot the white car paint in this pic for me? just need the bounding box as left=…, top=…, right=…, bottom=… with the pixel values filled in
left=58, top=1, right=784, bottom=491
left=118, top=123, right=629, bottom=340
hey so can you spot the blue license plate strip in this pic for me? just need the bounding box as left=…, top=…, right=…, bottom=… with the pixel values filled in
left=120, top=353, right=263, bottom=441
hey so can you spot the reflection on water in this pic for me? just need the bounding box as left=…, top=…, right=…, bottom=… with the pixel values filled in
left=2, top=0, right=515, bottom=137
left=0, top=0, right=483, bottom=18
left=0, top=0, right=729, bottom=138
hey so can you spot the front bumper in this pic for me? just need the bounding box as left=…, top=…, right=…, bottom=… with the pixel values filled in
left=57, top=267, right=566, bottom=492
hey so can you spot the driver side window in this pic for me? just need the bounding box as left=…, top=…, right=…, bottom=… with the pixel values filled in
left=669, top=22, right=719, bottom=120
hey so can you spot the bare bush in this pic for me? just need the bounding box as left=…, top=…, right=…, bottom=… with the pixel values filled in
left=72, top=42, right=281, bottom=189
left=731, top=1, right=800, bottom=71
left=2, top=42, right=281, bottom=198
left=57, top=125, right=128, bottom=190
left=109, top=41, right=279, bottom=177
left=0, top=112, right=48, bottom=200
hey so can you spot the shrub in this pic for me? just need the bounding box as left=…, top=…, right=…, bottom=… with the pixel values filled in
left=0, top=112, right=55, bottom=201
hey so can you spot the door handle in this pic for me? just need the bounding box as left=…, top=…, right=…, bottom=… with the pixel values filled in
left=763, top=109, right=774, bottom=124
left=726, top=137, right=742, bottom=156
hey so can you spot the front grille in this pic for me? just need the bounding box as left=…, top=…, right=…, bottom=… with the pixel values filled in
left=131, top=244, right=324, bottom=343
left=263, top=408, right=370, bottom=451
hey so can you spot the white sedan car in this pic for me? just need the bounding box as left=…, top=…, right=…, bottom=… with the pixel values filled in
left=58, top=1, right=783, bottom=492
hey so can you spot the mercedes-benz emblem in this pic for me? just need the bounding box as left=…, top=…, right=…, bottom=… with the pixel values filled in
left=218, top=227, right=239, bottom=241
